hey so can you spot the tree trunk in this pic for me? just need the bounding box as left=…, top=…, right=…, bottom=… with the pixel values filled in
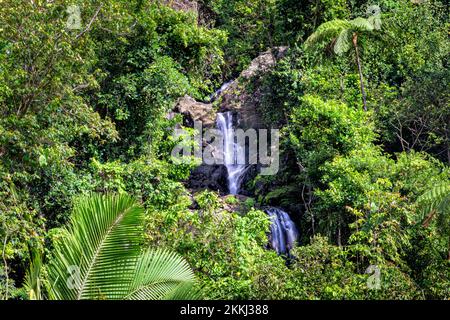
left=352, top=33, right=367, bottom=112
left=445, top=130, right=449, bottom=165
left=337, top=226, right=342, bottom=247
left=448, top=236, right=450, bottom=261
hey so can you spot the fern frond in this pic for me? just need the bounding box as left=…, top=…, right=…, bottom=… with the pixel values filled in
left=334, top=29, right=352, bottom=55
left=417, top=184, right=450, bottom=209
left=417, top=184, right=450, bottom=233
left=305, top=19, right=350, bottom=49
left=350, top=17, right=375, bottom=32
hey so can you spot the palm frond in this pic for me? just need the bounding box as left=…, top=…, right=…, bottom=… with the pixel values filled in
left=24, top=250, right=43, bottom=300
left=125, top=249, right=196, bottom=300
left=47, top=193, right=144, bottom=300
left=45, top=193, right=197, bottom=300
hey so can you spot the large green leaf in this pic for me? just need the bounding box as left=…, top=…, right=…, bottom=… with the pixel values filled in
left=47, top=193, right=144, bottom=300
left=125, top=249, right=196, bottom=300
left=45, top=193, right=197, bottom=300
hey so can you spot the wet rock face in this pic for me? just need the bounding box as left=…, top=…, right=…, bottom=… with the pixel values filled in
left=240, top=46, right=289, bottom=80
left=218, top=47, right=289, bottom=131
left=187, top=164, right=228, bottom=193
left=173, top=47, right=289, bottom=194
left=174, top=95, right=216, bottom=128
left=173, top=47, right=288, bottom=131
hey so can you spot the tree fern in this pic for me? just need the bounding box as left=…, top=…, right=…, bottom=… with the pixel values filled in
left=350, top=17, right=375, bottom=32
left=417, top=183, right=450, bottom=233
left=304, top=19, right=351, bottom=50
left=304, top=14, right=382, bottom=112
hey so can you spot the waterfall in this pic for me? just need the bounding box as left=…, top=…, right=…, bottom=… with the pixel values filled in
left=208, top=80, right=234, bottom=102
left=266, top=207, right=299, bottom=255
left=216, top=112, right=247, bottom=195
left=215, top=111, right=298, bottom=255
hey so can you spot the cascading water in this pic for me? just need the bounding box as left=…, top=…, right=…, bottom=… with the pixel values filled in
left=208, top=80, right=234, bottom=102
left=216, top=111, right=247, bottom=195
left=266, top=207, right=299, bottom=255
left=215, top=109, right=298, bottom=255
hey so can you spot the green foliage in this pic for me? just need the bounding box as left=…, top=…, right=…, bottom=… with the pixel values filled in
left=23, top=250, right=43, bottom=301
left=1, top=0, right=449, bottom=301
left=224, top=195, right=239, bottom=205
left=417, top=184, right=450, bottom=219
left=243, top=197, right=256, bottom=209
left=199, top=0, right=278, bottom=76
left=91, top=3, right=226, bottom=159
left=288, top=95, right=375, bottom=179
left=194, top=189, right=221, bottom=212
left=416, top=183, right=450, bottom=267
left=407, top=227, right=450, bottom=299
left=43, top=193, right=196, bottom=300
left=258, top=6, right=448, bottom=293
left=0, top=1, right=221, bottom=294
left=277, top=0, right=350, bottom=43
left=146, top=190, right=291, bottom=299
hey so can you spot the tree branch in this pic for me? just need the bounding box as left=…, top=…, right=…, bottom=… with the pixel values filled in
left=75, top=4, right=103, bottom=40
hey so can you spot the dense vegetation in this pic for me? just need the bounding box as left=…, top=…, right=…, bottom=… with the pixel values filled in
left=1, top=0, right=448, bottom=300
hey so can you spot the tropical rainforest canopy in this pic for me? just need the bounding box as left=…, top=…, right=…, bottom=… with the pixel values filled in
left=0, top=0, right=449, bottom=300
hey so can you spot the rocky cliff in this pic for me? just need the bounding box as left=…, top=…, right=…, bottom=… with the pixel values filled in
left=173, top=47, right=289, bottom=193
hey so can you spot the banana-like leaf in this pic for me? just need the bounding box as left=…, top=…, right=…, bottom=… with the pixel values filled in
left=48, top=193, right=145, bottom=300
